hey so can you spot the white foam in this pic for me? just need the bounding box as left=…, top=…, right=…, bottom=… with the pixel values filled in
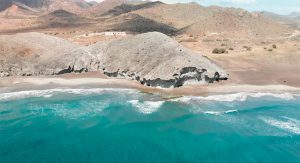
left=129, top=100, right=164, bottom=114
left=29, top=100, right=110, bottom=119
left=224, top=110, right=238, bottom=114
left=0, top=88, right=137, bottom=101
left=172, top=92, right=296, bottom=103
left=203, top=110, right=238, bottom=116
left=204, top=111, right=222, bottom=115
left=260, top=117, right=300, bottom=135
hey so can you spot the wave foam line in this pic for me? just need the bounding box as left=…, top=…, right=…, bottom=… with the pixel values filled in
left=0, top=88, right=137, bottom=101
left=260, top=117, right=300, bottom=135
left=172, top=92, right=296, bottom=103
left=129, top=100, right=164, bottom=114
left=204, top=110, right=238, bottom=115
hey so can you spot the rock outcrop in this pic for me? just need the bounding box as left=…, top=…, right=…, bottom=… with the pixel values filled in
left=0, top=32, right=228, bottom=87
left=89, top=32, right=228, bottom=87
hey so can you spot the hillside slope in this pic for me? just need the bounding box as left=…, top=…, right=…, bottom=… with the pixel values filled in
left=131, top=3, right=291, bottom=38
left=38, top=9, right=93, bottom=27
left=105, top=13, right=177, bottom=35
left=0, top=32, right=95, bottom=76
left=0, top=0, right=91, bottom=14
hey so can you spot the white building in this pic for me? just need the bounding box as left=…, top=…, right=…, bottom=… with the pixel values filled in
left=104, top=32, right=127, bottom=36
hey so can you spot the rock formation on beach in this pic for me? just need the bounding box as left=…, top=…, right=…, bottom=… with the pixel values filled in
left=0, top=32, right=228, bottom=87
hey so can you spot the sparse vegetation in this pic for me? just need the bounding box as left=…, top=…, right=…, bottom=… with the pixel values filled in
left=179, top=38, right=197, bottom=42
left=268, top=49, right=273, bottom=52
left=212, top=48, right=226, bottom=54
left=243, top=46, right=252, bottom=51
left=272, top=44, right=277, bottom=49
left=229, top=47, right=234, bottom=50
left=221, top=43, right=227, bottom=46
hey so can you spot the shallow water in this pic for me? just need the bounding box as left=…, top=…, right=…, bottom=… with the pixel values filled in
left=0, top=88, right=300, bottom=162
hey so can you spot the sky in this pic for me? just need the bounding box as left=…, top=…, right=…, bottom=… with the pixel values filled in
left=85, top=0, right=300, bottom=15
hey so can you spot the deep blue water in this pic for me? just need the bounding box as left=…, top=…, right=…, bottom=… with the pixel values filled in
left=0, top=88, right=299, bottom=163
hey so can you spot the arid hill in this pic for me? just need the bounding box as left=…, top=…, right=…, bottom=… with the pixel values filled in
left=102, top=1, right=163, bottom=16
left=0, top=0, right=49, bottom=11
left=86, top=0, right=132, bottom=16
left=0, top=32, right=90, bottom=76
left=0, top=0, right=92, bottom=14
left=0, top=1, right=294, bottom=39
left=105, top=13, right=177, bottom=35
left=130, top=3, right=291, bottom=38
left=0, top=32, right=227, bottom=87
left=260, top=11, right=300, bottom=29
left=88, top=32, right=227, bottom=87
left=0, top=3, right=38, bottom=18
left=38, top=9, right=93, bottom=27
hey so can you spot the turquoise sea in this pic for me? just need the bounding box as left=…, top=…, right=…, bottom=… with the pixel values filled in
left=0, top=88, right=299, bottom=163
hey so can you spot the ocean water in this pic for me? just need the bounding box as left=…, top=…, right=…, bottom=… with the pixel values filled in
left=0, top=88, right=300, bottom=163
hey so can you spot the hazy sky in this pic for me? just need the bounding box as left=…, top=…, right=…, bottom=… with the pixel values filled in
left=85, top=0, right=299, bottom=15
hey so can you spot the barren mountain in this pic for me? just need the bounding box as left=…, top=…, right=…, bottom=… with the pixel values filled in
left=106, top=13, right=177, bottom=35
left=0, top=0, right=91, bottom=14
left=289, top=12, right=300, bottom=18
left=102, top=1, right=163, bottom=16
left=0, top=32, right=227, bottom=87
left=260, top=11, right=300, bottom=29
left=131, top=2, right=291, bottom=38
left=38, top=9, right=93, bottom=27
left=86, top=0, right=146, bottom=16
left=0, top=2, right=38, bottom=18
left=0, top=0, right=47, bottom=12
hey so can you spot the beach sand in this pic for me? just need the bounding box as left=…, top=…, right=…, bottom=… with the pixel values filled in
left=1, top=72, right=299, bottom=97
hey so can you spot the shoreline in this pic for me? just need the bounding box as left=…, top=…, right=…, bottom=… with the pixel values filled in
left=1, top=75, right=300, bottom=97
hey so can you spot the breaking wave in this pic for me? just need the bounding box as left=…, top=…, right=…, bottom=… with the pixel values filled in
left=0, top=88, right=137, bottom=101
left=202, top=110, right=238, bottom=115
left=172, top=92, right=297, bottom=103
left=260, top=117, right=300, bottom=135
left=129, top=100, right=164, bottom=114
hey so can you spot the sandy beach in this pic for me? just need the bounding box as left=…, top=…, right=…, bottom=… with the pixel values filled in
left=1, top=72, right=299, bottom=97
